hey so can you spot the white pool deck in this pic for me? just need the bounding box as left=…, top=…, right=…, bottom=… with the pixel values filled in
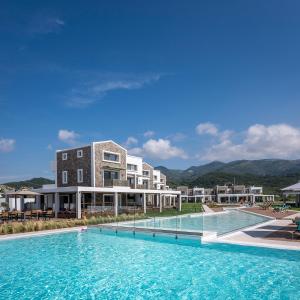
left=215, top=212, right=300, bottom=251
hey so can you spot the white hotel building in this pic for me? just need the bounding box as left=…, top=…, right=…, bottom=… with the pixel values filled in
left=35, top=140, right=181, bottom=219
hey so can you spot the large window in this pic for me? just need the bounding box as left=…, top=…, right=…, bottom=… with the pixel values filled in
left=77, top=169, right=83, bottom=183
left=62, top=153, right=68, bottom=160
left=127, top=164, right=137, bottom=171
left=103, top=151, right=120, bottom=162
left=62, top=171, right=68, bottom=184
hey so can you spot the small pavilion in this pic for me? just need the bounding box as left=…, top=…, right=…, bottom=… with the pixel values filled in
left=282, top=182, right=300, bottom=207
left=5, top=190, right=41, bottom=211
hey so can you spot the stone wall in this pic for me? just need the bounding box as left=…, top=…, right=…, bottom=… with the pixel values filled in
left=57, top=146, right=91, bottom=187
left=142, top=162, right=154, bottom=189
left=94, top=141, right=127, bottom=187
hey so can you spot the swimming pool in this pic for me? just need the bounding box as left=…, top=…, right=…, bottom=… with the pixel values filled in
left=122, top=209, right=271, bottom=235
left=0, top=229, right=299, bottom=299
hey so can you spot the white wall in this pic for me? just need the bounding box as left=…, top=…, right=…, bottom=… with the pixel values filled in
left=127, top=155, right=143, bottom=185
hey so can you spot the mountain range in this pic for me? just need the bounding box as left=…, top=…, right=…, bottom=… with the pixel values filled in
left=1, top=159, right=300, bottom=195
left=156, top=159, right=300, bottom=194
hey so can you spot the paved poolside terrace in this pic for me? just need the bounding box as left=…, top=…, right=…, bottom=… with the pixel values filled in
left=98, top=209, right=300, bottom=250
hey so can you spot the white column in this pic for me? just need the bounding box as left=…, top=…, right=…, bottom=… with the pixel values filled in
left=54, top=193, right=59, bottom=218
left=76, top=192, right=82, bottom=219
left=114, top=192, right=118, bottom=217
left=159, top=194, right=162, bottom=213
left=92, top=192, right=96, bottom=211
left=178, top=195, right=182, bottom=212
left=143, top=193, right=146, bottom=214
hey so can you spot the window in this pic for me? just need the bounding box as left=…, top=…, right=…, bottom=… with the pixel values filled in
left=103, top=151, right=119, bottom=162
left=77, top=169, right=83, bottom=183
left=77, top=150, right=83, bottom=158
left=104, top=170, right=119, bottom=180
left=143, top=170, right=149, bottom=176
left=62, top=171, right=68, bottom=184
left=62, top=153, right=68, bottom=160
left=127, top=164, right=137, bottom=171
left=154, top=175, right=158, bottom=180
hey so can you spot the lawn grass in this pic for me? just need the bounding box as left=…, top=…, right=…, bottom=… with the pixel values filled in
left=290, top=207, right=300, bottom=211
left=145, top=202, right=203, bottom=218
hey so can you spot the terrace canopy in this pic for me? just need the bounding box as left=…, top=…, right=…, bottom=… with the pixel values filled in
left=282, top=182, right=300, bottom=207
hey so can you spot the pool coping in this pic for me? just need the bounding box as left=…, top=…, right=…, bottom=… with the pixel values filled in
left=0, top=226, right=87, bottom=241
left=101, top=209, right=272, bottom=241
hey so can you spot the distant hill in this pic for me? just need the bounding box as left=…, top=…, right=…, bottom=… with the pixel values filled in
left=156, top=159, right=300, bottom=195
left=3, top=177, right=54, bottom=189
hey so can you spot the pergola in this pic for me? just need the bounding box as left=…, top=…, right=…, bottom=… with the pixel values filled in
left=34, top=186, right=181, bottom=219
left=5, top=190, right=41, bottom=211
left=282, top=182, right=300, bottom=207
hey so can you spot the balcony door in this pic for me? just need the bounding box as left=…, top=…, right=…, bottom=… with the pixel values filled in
left=103, top=170, right=120, bottom=186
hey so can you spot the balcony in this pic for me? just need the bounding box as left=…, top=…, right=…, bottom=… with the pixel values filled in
left=104, top=179, right=129, bottom=187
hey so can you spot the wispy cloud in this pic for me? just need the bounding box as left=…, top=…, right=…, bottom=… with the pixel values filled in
left=0, top=138, right=15, bottom=153
left=58, top=129, right=79, bottom=145
left=65, top=73, right=162, bottom=108
left=196, top=122, right=219, bottom=136
left=124, top=136, right=138, bottom=147
left=144, top=130, right=155, bottom=138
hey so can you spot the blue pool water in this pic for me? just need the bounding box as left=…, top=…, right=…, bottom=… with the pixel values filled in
left=0, top=229, right=299, bottom=300
left=126, top=210, right=270, bottom=235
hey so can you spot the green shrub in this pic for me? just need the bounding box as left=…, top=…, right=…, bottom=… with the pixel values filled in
left=0, top=213, right=146, bottom=235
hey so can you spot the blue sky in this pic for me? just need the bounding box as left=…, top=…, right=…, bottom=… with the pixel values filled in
left=1, top=0, right=300, bottom=182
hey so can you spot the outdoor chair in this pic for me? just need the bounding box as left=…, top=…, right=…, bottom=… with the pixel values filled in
left=24, top=211, right=32, bottom=220
left=9, top=211, right=18, bottom=221
left=1, top=211, right=9, bottom=222
left=44, top=210, right=54, bottom=220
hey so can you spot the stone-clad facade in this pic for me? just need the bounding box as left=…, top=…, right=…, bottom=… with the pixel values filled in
left=57, top=146, right=91, bottom=187
left=56, top=140, right=167, bottom=190
left=142, top=162, right=154, bottom=189
left=94, top=141, right=127, bottom=187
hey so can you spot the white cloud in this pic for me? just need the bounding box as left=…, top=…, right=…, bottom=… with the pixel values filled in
left=124, top=136, right=138, bottom=147
left=196, top=122, right=219, bottom=136
left=144, top=130, right=155, bottom=138
left=0, top=138, right=15, bottom=153
left=58, top=129, right=79, bottom=145
left=201, top=123, right=300, bottom=161
left=66, top=74, right=161, bottom=108
left=129, top=139, right=187, bottom=160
